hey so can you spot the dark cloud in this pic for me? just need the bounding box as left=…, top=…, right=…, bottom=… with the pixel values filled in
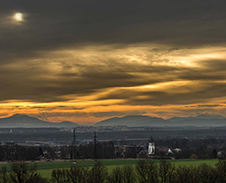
left=1, top=0, right=226, bottom=108
left=130, top=82, right=226, bottom=105
left=97, top=78, right=226, bottom=106
left=1, top=51, right=226, bottom=104
left=0, top=45, right=185, bottom=102
left=185, top=105, right=223, bottom=108
left=178, top=60, right=226, bottom=81
left=1, top=0, right=226, bottom=55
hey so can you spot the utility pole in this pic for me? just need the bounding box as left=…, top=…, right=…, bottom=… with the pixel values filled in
left=94, top=131, right=97, bottom=160
left=72, top=128, right=76, bottom=165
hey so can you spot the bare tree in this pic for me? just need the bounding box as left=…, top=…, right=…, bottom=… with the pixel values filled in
left=51, top=169, right=69, bottom=183
left=175, top=165, right=199, bottom=183
left=107, top=167, right=123, bottom=183
left=198, top=163, right=217, bottom=183
left=0, top=166, right=10, bottom=183
left=215, top=159, right=226, bottom=182
left=122, top=166, right=136, bottom=183
left=9, top=162, right=48, bottom=183
left=88, top=161, right=108, bottom=183
left=67, top=166, right=89, bottom=183
left=159, top=160, right=176, bottom=183
left=136, top=160, right=159, bottom=183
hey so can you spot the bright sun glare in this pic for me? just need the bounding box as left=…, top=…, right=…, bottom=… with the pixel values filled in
left=13, top=13, right=23, bottom=22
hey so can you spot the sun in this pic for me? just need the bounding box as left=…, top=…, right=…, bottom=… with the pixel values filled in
left=13, top=13, right=23, bottom=22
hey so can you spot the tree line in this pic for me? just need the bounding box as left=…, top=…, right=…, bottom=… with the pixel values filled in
left=1, top=137, right=225, bottom=161
left=1, top=160, right=226, bottom=183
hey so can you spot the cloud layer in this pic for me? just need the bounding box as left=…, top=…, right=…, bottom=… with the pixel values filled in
left=1, top=1, right=226, bottom=123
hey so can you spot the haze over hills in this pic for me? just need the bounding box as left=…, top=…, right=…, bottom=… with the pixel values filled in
left=0, top=114, right=79, bottom=128
left=96, top=115, right=165, bottom=127
left=95, top=114, right=226, bottom=127
left=1, top=113, right=226, bottom=128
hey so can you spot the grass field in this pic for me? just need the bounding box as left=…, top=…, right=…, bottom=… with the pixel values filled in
left=0, top=159, right=219, bottom=179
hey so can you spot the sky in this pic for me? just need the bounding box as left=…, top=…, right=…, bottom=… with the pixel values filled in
left=1, top=0, right=226, bottom=124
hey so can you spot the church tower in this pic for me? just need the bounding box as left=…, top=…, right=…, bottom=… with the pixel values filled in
left=148, top=136, right=155, bottom=155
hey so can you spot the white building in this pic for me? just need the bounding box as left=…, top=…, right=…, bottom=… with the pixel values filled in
left=148, top=142, right=155, bottom=155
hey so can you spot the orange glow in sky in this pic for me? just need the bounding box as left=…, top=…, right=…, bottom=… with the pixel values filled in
left=1, top=44, right=226, bottom=124
left=1, top=1, right=226, bottom=125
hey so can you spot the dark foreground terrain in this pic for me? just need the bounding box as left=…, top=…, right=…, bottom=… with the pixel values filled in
left=0, top=126, right=225, bottom=143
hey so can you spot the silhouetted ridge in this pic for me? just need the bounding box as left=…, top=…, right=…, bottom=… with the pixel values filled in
left=95, top=114, right=226, bottom=127
left=0, top=114, right=79, bottom=128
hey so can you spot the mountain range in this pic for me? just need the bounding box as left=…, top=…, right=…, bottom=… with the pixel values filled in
left=0, top=113, right=226, bottom=128
left=0, top=114, right=79, bottom=128
left=95, top=114, right=226, bottom=127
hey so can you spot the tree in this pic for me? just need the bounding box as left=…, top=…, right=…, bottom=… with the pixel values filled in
left=136, top=160, right=159, bottom=183
left=51, top=169, right=69, bottom=183
left=122, top=166, right=136, bottom=183
left=159, top=160, right=176, bottom=183
left=197, top=163, right=216, bottom=183
left=215, top=159, right=226, bottom=182
left=107, top=167, right=123, bottom=183
left=67, top=166, right=89, bottom=183
left=88, top=161, right=108, bottom=183
left=8, top=162, right=48, bottom=183
left=0, top=166, right=10, bottom=183
left=175, top=166, right=199, bottom=183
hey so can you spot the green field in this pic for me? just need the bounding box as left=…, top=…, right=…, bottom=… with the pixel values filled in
left=0, top=159, right=219, bottom=179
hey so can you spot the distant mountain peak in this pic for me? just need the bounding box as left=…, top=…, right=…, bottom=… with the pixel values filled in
left=121, top=115, right=161, bottom=119
left=95, top=114, right=226, bottom=127
left=195, top=113, right=225, bottom=119
left=0, top=114, right=79, bottom=128
left=95, top=115, right=164, bottom=127
left=11, top=114, right=29, bottom=118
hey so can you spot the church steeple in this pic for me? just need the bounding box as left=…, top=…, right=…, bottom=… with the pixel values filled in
left=148, top=136, right=155, bottom=155
left=149, top=136, right=154, bottom=143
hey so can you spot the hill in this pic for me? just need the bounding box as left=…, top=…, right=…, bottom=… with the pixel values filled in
left=0, top=114, right=79, bottom=128
left=95, top=114, right=226, bottom=127
left=95, top=115, right=165, bottom=126
left=1, top=113, right=226, bottom=128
